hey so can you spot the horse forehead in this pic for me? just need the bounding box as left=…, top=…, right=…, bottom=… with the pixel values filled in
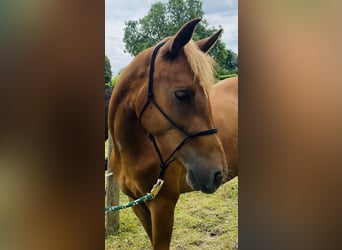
left=156, top=73, right=196, bottom=90
left=157, top=58, right=194, bottom=82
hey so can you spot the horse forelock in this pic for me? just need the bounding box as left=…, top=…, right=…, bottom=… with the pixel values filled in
left=183, top=40, right=215, bottom=92
left=158, top=38, right=215, bottom=92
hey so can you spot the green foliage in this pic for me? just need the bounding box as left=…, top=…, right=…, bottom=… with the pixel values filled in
left=123, top=0, right=238, bottom=76
left=211, top=46, right=238, bottom=78
left=218, top=73, right=238, bottom=81
left=111, top=74, right=120, bottom=87
left=105, top=55, right=112, bottom=84
left=105, top=73, right=121, bottom=89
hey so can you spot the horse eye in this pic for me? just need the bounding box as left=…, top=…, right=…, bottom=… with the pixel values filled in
left=173, top=89, right=194, bottom=103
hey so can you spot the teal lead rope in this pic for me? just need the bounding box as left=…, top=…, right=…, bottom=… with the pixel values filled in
left=105, top=179, right=164, bottom=212
left=105, top=193, right=153, bottom=212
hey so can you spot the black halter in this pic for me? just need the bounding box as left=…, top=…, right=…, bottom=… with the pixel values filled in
left=138, top=42, right=218, bottom=180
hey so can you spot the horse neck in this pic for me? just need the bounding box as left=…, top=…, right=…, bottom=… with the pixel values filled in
left=110, top=57, right=150, bottom=154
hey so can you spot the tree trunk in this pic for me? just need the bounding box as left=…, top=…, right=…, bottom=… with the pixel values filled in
left=105, top=133, right=119, bottom=235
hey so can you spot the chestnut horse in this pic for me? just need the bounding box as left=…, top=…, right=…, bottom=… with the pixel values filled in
left=211, top=76, right=238, bottom=182
left=108, top=18, right=238, bottom=249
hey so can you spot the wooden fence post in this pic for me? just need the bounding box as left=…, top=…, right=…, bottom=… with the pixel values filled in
left=105, top=134, right=120, bottom=235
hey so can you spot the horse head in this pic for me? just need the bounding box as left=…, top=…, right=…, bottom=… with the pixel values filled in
left=136, top=19, right=227, bottom=194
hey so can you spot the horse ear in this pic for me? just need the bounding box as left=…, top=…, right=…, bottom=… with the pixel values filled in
left=168, top=18, right=201, bottom=58
left=196, top=29, right=223, bottom=53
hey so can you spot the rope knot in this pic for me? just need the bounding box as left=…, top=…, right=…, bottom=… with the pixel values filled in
left=160, top=162, right=167, bottom=169
left=188, top=132, right=196, bottom=138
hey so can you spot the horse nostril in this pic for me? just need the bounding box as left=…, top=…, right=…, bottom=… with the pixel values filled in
left=214, top=171, right=223, bottom=187
left=188, top=169, right=195, bottom=179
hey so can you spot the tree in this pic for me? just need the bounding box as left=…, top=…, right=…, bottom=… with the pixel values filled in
left=123, top=0, right=238, bottom=77
left=226, top=49, right=238, bottom=74
left=105, top=55, right=112, bottom=84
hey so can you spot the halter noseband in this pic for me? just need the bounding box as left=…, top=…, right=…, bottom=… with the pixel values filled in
left=138, top=42, right=218, bottom=180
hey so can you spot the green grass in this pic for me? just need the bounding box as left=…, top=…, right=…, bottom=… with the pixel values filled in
left=105, top=178, right=238, bottom=250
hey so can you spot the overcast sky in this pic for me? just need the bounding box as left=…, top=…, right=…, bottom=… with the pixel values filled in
left=105, top=0, right=238, bottom=75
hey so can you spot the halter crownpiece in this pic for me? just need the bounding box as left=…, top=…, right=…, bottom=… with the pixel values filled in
left=138, top=41, right=166, bottom=122
left=138, top=42, right=218, bottom=180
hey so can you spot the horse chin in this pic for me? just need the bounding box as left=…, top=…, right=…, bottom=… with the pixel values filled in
left=201, top=187, right=219, bottom=194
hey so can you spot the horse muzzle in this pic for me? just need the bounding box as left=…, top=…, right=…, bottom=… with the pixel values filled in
left=186, top=167, right=223, bottom=194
